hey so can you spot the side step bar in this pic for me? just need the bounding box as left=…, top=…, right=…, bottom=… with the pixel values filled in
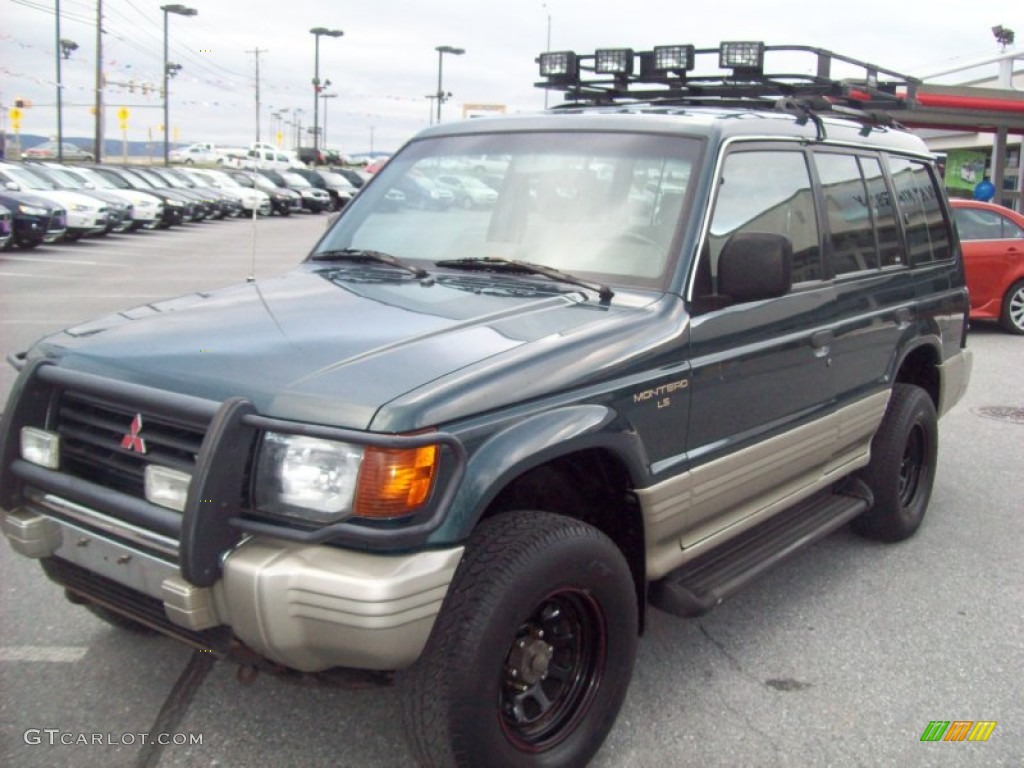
left=648, top=480, right=872, bottom=618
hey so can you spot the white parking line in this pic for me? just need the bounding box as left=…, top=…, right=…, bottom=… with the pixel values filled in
left=2, top=256, right=101, bottom=266
left=0, top=272, right=83, bottom=280
left=0, top=646, right=89, bottom=663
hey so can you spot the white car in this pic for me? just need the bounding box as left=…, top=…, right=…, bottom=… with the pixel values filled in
left=42, top=163, right=165, bottom=231
left=180, top=168, right=272, bottom=216
left=169, top=144, right=222, bottom=165
left=222, top=149, right=303, bottom=171
left=0, top=162, right=109, bottom=240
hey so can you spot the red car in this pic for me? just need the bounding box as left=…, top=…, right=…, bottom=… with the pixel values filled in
left=951, top=198, right=1024, bottom=335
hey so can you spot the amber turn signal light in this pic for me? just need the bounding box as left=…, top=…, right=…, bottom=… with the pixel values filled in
left=354, top=444, right=439, bottom=519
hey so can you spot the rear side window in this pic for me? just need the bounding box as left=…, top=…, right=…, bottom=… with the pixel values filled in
left=954, top=207, right=1024, bottom=241
left=888, top=157, right=951, bottom=265
left=814, top=153, right=878, bottom=275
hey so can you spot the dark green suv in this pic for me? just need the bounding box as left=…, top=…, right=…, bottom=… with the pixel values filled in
left=0, top=44, right=972, bottom=767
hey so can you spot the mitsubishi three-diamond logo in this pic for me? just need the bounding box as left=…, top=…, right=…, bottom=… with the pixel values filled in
left=121, top=414, right=147, bottom=454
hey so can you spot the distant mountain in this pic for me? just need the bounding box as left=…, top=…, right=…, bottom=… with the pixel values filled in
left=4, top=133, right=181, bottom=160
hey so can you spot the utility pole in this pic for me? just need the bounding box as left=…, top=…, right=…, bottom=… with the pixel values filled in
left=93, top=0, right=103, bottom=161
left=246, top=47, right=268, bottom=145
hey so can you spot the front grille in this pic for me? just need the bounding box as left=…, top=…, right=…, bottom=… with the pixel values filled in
left=56, top=391, right=207, bottom=500
left=42, top=557, right=231, bottom=653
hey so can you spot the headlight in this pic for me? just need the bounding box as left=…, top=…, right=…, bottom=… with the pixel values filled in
left=166, top=199, right=183, bottom=208
left=255, top=433, right=363, bottom=523
left=253, top=431, right=439, bottom=524
left=18, top=204, right=48, bottom=216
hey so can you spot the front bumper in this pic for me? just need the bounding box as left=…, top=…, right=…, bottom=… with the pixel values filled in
left=3, top=503, right=463, bottom=671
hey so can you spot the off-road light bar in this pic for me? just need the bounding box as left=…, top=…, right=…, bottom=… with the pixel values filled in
left=719, top=41, right=765, bottom=74
left=595, top=48, right=634, bottom=75
left=652, top=45, right=695, bottom=72
left=539, top=51, right=578, bottom=78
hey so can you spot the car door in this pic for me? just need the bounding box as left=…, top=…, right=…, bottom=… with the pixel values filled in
left=683, top=145, right=836, bottom=548
left=954, top=204, right=1024, bottom=316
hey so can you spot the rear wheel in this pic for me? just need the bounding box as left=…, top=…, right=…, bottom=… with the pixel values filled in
left=1000, top=279, right=1024, bottom=335
left=402, top=510, right=637, bottom=768
left=852, top=384, right=937, bottom=542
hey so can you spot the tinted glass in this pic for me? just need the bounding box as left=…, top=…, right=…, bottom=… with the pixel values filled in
left=814, top=153, right=877, bottom=274
left=861, top=157, right=902, bottom=267
left=888, top=157, right=951, bottom=264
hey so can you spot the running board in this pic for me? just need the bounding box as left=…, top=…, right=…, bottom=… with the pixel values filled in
left=648, top=480, right=872, bottom=618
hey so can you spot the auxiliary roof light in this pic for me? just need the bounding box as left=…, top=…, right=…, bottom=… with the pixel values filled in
left=595, top=48, right=634, bottom=75
left=719, top=41, right=765, bottom=74
left=652, top=45, right=695, bottom=73
left=539, top=51, right=578, bottom=79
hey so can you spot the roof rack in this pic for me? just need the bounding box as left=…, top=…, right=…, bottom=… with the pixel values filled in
left=535, top=43, right=921, bottom=132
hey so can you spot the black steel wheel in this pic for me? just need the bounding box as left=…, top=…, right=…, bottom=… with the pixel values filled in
left=852, top=384, right=938, bottom=542
left=402, top=510, right=637, bottom=768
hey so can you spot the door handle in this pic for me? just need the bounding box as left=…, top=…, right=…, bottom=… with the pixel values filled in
left=811, top=329, right=834, bottom=358
left=811, top=330, right=834, bottom=349
left=895, top=307, right=913, bottom=329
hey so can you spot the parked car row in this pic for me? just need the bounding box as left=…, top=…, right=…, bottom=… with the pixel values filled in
left=0, top=161, right=362, bottom=250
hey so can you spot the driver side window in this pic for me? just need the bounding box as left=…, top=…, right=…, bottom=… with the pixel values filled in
left=693, top=149, right=821, bottom=310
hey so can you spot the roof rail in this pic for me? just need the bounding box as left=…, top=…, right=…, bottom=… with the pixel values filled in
left=535, top=43, right=920, bottom=127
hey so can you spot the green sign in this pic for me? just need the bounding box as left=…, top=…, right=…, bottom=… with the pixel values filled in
left=945, top=150, right=988, bottom=192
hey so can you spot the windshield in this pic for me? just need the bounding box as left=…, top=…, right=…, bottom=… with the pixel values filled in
left=315, top=131, right=700, bottom=288
left=66, top=167, right=113, bottom=189
left=2, top=166, right=54, bottom=191
left=37, top=166, right=84, bottom=189
left=281, top=172, right=311, bottom=187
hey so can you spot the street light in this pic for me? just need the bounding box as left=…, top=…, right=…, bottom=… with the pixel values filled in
left=319, top=92, right=337, bottom=156
left=54, top=1, right=79, bottom=163
left=435, top=45, right=465, bottom=123
left=161, top=4, right=197, bottom=166
left=310, top=27, right=343, bottom=154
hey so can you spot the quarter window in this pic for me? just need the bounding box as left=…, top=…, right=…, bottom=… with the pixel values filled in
left=888, top=157, right=951, bottom=264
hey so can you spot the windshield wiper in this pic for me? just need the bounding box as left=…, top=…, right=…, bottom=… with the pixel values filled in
left=435, top=257, right=614, bottom=302
left=311, top=248, right=429, bottom=279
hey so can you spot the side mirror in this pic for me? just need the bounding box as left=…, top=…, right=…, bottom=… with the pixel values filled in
left=718, top=232, right=793, bottom=303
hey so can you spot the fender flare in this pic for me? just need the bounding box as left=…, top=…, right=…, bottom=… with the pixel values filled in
left=433, top=403, right=650, bottom=543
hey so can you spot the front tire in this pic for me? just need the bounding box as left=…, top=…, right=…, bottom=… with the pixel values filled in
left=852, top=384, right=938, bottom=542
left=1000, top=279, right=1024, bottom=335
left=402, top=510, right=637, bottom=768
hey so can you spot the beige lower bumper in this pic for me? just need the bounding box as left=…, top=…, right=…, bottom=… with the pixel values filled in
left=2, top=504, right=463, bottom=672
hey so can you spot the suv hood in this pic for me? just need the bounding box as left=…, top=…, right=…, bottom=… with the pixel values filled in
left=30, top=264, right=674, bottom=430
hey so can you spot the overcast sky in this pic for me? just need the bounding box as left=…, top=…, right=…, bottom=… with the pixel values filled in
left=2, top=0, right=1021, bottom=155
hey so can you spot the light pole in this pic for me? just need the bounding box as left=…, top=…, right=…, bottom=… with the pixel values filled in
left=161, top=4, right=197, bottom=167
left=54, top=0, right=78, bottom=165
left=310, top=27, right=343, bottom=154
left=319, top=92, right=337, bottom=156
left=435, top=45, right=465, bottom=123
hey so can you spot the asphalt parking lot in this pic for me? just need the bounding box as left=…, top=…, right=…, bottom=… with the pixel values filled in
left=1, top=215, right=1022, bottom=767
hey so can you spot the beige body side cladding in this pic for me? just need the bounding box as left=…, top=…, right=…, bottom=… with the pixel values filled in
left=638, top=390, right=889, bottom=581
left=937, top=349, right=972, bottom=418
left=1, top=503, right=464, bottom=673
